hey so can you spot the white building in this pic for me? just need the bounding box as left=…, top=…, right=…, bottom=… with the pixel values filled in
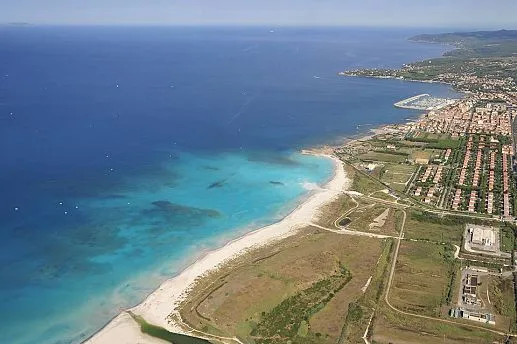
left=470, top=226, right=495, bottom=246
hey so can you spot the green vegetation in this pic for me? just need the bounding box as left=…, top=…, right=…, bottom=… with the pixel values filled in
left=131, top=314, right=212, bottom=344
left=411, top=30, right=517, bottom=58
left=317, top=194, right=357, bottom=227
left=297, top=320, right=309, bottom=337
left=252, top=264, right=352, bottom=343
left=406, top=134, right=460, bottom=150
left=347, top=205, right=387, bottom=230
left=463, top=259, right=509, bottom=272
left=373, top=149, right=409, bottom=157
left=369, top=190, right=397, bottom=201
left=444, top=255, right=461, bottom=306
left=358, top=151, right=407, bottom=163
left=347, top=165, right=385, bottom=195
left=179, top=227, right=384, bottom=344
left=338, top=239, right=394, bottom=343
left=391, top=241, right=457, bottom=317
left=373, top=304, right=501, bottom=343
left=501, top=223, right=516, bottom=253
left=344, top=30, right=517, bottom=92
left=345, top=302, right=364, bottom=323
left=404, top=210, right=465, bottom=244
left=490, top=277, right=516, bottom=318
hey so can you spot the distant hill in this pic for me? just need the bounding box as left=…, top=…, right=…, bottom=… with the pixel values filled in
left=409, top=29, right=517, bottom=58
left=411, top=29, right=517, bottom=43
left=342, top=29, right=517, bottom=92
left=2, top=22, right=31, bottom=27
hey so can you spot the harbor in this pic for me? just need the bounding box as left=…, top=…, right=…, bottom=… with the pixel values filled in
left=394, top=93, right=459, bottom=110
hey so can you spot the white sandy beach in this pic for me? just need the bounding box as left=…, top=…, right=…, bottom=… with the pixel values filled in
left=86, top=154, right=349, bottom=344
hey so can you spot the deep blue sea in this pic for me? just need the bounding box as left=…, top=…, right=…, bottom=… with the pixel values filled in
left=0, top=26, right=459, bottom=343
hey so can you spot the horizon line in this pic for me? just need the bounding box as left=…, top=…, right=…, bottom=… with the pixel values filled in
left=0, top=22, right=514, bottom=32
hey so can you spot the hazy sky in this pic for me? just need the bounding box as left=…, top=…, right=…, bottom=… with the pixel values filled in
left=1, top=0, right=516, bottom=28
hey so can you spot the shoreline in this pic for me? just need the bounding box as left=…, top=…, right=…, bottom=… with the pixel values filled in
left=86, top=153, right=350, bottom=344
left=341, top=73, right=458, bottom=90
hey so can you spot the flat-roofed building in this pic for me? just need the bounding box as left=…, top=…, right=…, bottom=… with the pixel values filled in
left=470, top=227, right=495, bottom=246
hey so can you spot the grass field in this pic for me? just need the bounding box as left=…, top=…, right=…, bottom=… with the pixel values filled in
left=338, top=239, right=394, bottom=343
left=410, top=150, right=431, bottom=162
left=358, top=151, right=408, bottom=163
left=346, top=164, right=386, bottom=195
left=372, top=307, right=502, bottom=344
left=371, top=239, right=504, bottom=343
left=251, top=263, right=352, bottom=343
left=380, top=163, right=416, bottom=192
left=345, top=204, right=382, bottom=224
left=179, top=227, right=384, bottom=344
left=476, top=274, right=517, bottom=331
left=403, top=210, right=465, bottom=244
left=169, top=160, right=514, bottom=344
left=366, top=238, right=506, bottom=344
left=490, top=276, right=517, bottom=322
left=390, top=240, right=457, bottom=317
left=346, top=205, right=401, bottom=236
left=500, top=224, right=516, bottom=253
left=314, top=194, right=357, bottom=227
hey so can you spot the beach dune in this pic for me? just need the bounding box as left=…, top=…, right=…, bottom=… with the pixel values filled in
left=86, top=154, right=349, bottom=344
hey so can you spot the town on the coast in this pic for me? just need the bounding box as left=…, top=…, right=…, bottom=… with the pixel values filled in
left=91, top=30, right=517, bottom=344
left=336, top=86, right=517, bottom=329
left=331, top=30, right=517, bottom=343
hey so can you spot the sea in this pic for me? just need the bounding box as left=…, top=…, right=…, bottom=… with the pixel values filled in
left=0, top=26, right=459, bottom=344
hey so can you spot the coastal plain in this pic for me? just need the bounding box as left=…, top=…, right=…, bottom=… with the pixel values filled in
left=87, top=154, right=353, bottom=344
left=179, top=227, right=383, bottom=343
left=87, top=29, right=517, bottom=344
left=90, top=152, right=516, bottom=344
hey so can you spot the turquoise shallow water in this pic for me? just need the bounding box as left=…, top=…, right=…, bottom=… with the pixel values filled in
left=0, top=26, right=461, bottom=343
left=3, top=151, right=334, bottom=343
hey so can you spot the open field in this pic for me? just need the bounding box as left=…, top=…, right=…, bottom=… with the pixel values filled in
left=345, top=205, right=402, bottom=236
left=391, top=240, right=457, bottom=317
left=410, top=150, right=431, bottom=162
left=338, top=239, right=394, bottom=343
left=375, top=269, right=516, bottom=342
left=403, top=210, right=465, bottom=244
left=476, top=274, right=517, bottom=331
left=314, top=194, right=357, bottom=228
left=371, top=240, right=508, bottom=344
left=169, top=159, right=516, bottom=344
left=369, top=190, right=399, bottom=201
left=372, top=306, right=503, bottom=344
left=345, top=204, right=381, bottom=224
left=345, top=164, right=386, bottom=195
left=179, top=227, right=384, bottom=344
left=357, top=151, right=408, bottom=163
left=379, top=163, right=416, bottom=192
left=500, top=223, right=516, bottom=253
